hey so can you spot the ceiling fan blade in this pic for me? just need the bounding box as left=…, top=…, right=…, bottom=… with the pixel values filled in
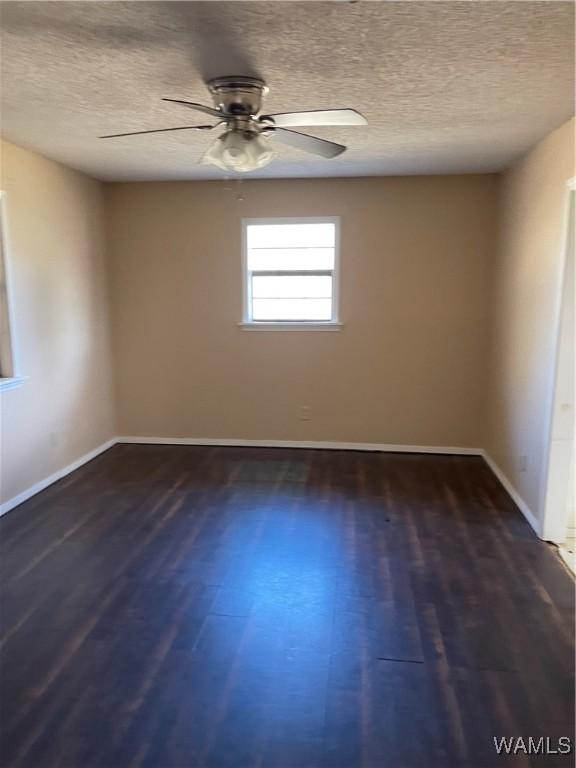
left=262, top=109, right=367, bottom=128
left=99, top=125, right=214, bottom=139
left=162, top=98, right=223, bottom=118
left=270, top=127, right=346, bottom=158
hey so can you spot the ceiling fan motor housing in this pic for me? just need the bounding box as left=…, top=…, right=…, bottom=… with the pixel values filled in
left=207, top=76, right=268, bottom=117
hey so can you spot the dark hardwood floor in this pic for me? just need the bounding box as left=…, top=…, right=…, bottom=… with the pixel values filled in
left=0, top=445, right=574, bottom=768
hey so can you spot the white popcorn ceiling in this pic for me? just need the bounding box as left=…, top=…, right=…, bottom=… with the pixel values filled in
left=0, top=1, right=573, bottom=181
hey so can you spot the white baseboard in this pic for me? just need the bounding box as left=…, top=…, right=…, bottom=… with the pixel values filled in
left=481, top=451, right=541, bottom=536
left=0, top=438, right=116, bottom=517
left=117, top=435, right=483, bottom=456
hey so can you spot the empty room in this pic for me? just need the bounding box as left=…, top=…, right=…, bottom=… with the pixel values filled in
left=0, top=2, right=574, bottom=766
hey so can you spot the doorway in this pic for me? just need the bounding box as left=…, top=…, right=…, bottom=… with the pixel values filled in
left=542, top=180, right=575, bottom=572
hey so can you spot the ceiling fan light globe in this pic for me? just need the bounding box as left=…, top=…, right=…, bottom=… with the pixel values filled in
left=203, top=131, right=275, bottom=173
left=244, top=134, right=275, bottom=171
left=224, top=148, right=243, bottom=160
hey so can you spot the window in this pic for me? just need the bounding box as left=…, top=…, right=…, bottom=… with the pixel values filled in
left=0, top=191, right=23, bottom=391
left=242, top=218, right=340, bottom=329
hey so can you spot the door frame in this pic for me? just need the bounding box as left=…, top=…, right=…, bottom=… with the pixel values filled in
left=540, top=177, right=575, bottom=543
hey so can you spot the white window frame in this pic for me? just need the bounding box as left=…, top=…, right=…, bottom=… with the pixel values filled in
left=0, top=191, right=25, bottom=391
left=240, top=216, right=342, bottom=331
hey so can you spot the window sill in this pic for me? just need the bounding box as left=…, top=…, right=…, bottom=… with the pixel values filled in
left=238, top=321, right=343, bottom=332
left=0, top=376, right=27, bottom=391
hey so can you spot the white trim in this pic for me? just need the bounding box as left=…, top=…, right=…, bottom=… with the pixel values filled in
left=539, top=182, right=575, bottom=542
left=0, top=375, right=27, bottom=391
left=332, top=217, right=341, bottom=324
left=117, top=435, right=482, bottom=455
left=0, top=191, right=22, bottom=380
left=0, top=438, right=116, bottom=517
left=241, top=217, right=341, bottom=326
left=241, top=218, right=249, bottom=323
left=238, top=321, right=342, bottom=331
left=481, top=451, right=540, bottom=536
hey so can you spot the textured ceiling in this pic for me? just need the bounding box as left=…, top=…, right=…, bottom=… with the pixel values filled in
left=0, top=1, right=574, bottom=181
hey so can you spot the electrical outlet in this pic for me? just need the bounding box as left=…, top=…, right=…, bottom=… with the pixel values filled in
left=299, top=406, right=311, bottom=421
left=49, top=431, right=59, bottom=449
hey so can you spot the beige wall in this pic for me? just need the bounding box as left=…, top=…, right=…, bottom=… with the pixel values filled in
left=0, top=140, right=115, bottom=505
left=487, top=118, right=575, bottom=528
left=105, top=175, right=498, bottom=447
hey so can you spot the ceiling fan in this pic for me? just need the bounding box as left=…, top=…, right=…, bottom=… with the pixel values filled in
left=99, top=76, right=368, bottom=173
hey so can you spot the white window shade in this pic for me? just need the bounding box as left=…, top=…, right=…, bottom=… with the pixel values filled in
left=252, top=275, right=332, bottom=299
left=247, top=248, right=334, bottom=272
left=247, top=222, right=335, bottom=250
left=253, top=299, right=332, bottom=321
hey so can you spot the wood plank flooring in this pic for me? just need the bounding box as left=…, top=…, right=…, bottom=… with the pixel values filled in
left=1, top=445, right=574, bottom=768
